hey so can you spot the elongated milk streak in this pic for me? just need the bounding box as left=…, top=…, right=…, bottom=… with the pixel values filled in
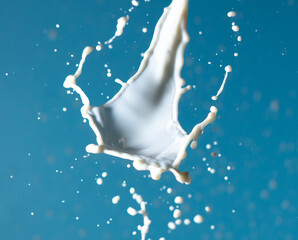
left=212, top=65, right=232, bottom=101
left=105, top=16, right=129, bottom=45
left=64, top=0, right=221, bottom=184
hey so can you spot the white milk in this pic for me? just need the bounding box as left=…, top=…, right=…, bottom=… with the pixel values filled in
left=64, top=0, right=230, bottom=184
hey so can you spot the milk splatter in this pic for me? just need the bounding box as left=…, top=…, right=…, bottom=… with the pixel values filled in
left=63, top=0, right=225, bottom=184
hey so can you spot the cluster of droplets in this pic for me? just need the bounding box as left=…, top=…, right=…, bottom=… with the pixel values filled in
left=126, top=187, right=151, bottom=240
left=200, top=141, right=234, bottom=184
left=163, top=191, right=217, bottom=237
left=96, top=171, right=108, bottom=185
left=227, top=11, right=242, bottom=57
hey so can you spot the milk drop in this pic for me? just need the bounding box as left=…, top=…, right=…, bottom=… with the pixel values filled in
left=112, top=195, right=120, bottom=204
left=193, top=214, right=204, bottom=224
left=96, top=178, right=103, bottom=185
left=173, top=209, right=182, bottom=218
left=168, top=221, right=176, bottom=230
left=232, top=25, right=239, bottom=32
left=205, top=206, right=212, bottom=212
left=132, top=0, right=139, bottom=7
left=184, top=218, right=191, bottom=225
left=227, top=11, right=236, bottom=17
left=174, top=196, right=184, bottom=204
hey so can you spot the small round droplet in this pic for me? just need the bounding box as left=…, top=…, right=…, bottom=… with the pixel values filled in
left=173, top=209, right=182, bottom=219
left=227, top=11, right=237, bottom=17
left=232, top=25, right=239, bottom=32
left=194, top=214, right=204, bottom=224
left=174, top=196, right=184, bottom=204
left=168, top=221, right=176, bottom=230
left=205, top=206, right=212, bottom=212
left=96, top=178, right=103, bottom=185
left=184, top=219, right=191, bottom=225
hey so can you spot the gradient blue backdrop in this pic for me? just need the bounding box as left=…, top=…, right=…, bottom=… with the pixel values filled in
left=0, top=0, right=297, bottom=239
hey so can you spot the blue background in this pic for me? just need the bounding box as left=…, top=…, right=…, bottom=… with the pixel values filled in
left=0, top=0, right=297, bottom=239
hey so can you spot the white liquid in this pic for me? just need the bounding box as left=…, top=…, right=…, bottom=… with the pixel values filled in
left=193, top=214, right=204, bottom=224
left=227, top=11, right=236, bottom=17
left=112, top=195, right=120, bottom=204
left=127, top=207, right=138, bottom=216
left=212, top=65, right=232, bottom=101
left=132, top=0, right=139, bottom=7
left=174, top=196, right=184, bottom=204
left=167, top=188, right=173, bottom=194
left=127, top=191, right=151, bottom=240
left=105, top=16, right=129, bottom=44
left=184, top=218, right=191, bottom=225
left=232, top=25, right=239, bottom=32
left=96, top=178, right=103, bottom=185
left=173, top=209, right=182, bottom=218
left=175, top=219, right=182, bottom=225
left=205, top=206, right=212, bottom=212
left=168, top=221, right=176, bottom=230
left=64, top=0, right=222, bottom=185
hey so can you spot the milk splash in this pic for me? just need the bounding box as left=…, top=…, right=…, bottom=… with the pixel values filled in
left=64, top=0, right=230, bottom=184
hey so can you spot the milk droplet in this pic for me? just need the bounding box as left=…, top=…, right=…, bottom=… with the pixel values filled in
left=193, top=214, right=204, bottom=224
left=96, top=178, right=103, bottom=185
left=173, top=209, right=182, bottom=219
left=232, top=25, right=239, bottom=32
left=96, top=44, right=103, bottom=51
left=175, top=219, right=182, bottom=225
left=227, top=11, right=236, bottom=17
left=132, top=0, right=139, bottom=6
left=184, top=219, right=191, bottom=225
left=205, top=206, right=212, bottom=212
left=174, top=196, right=184, bottom=204
left=112, top=195, right=120, bottom=204
left=127, top=207, right=138, bottom=216
left=225, top=65, right=232, bottom=72
left=168, top=221, right=176, bottom=230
